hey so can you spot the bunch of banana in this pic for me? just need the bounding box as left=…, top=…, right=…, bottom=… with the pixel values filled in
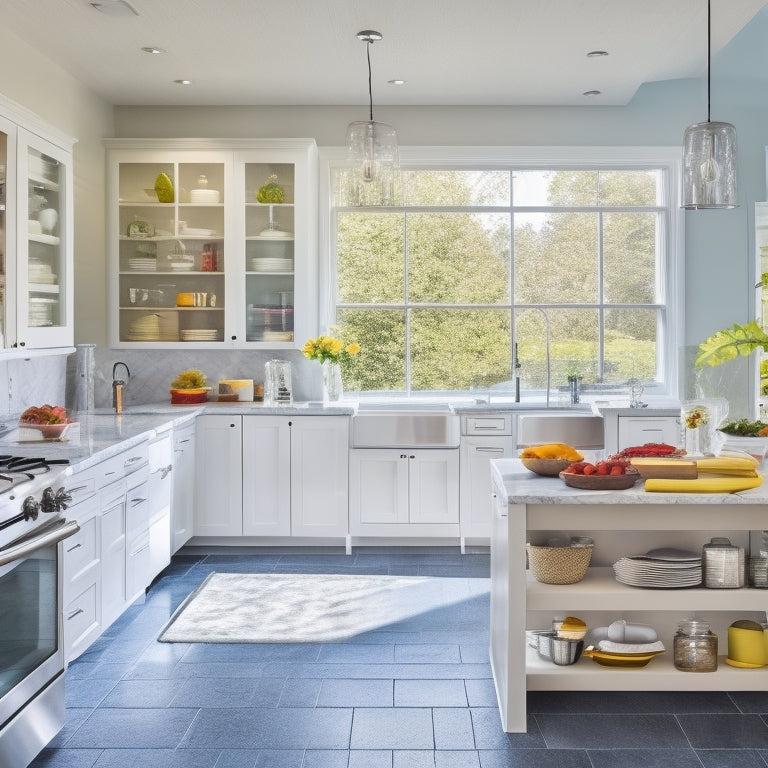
left=645, top=452, right=763, bottom=493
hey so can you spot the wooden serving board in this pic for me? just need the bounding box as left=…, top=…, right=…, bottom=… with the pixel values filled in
left=629, top=458, right=698, bottom=479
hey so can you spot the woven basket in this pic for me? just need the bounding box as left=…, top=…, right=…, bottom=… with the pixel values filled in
left=526, top=543, right=593, bottom=584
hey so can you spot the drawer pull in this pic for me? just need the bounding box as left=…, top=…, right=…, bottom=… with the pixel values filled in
left=66, top=542, right=82, bottom=553
left=130, top=497, right=147, bottom=506
left=67, top=608, right=84, bottom=621
left=477, top=447, right=505, bottom=454
left=68, top=484, right=90, bottom=494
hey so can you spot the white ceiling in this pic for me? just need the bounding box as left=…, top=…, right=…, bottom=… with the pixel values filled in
left=3, top=0, right=767, bottom=108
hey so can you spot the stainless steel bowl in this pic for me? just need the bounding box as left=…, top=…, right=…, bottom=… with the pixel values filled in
left=535, top=631, right=557, bottom=660
left=550, top=637, right=584, bottom=665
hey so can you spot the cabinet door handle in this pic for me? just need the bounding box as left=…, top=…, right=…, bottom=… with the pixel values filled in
left=129, top=497, right=147, bottom=506
left=67, top=608, right=84, bottom=621
left=66, top=542, right=82, bottom=553
left=68, top=484, right=90, bottom=494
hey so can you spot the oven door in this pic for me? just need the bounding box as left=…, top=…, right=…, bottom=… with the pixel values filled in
left=0, top=518, right=79, bottom=768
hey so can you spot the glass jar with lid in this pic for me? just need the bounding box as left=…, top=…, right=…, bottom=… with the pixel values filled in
left=673, top=620, right=718, bottom=672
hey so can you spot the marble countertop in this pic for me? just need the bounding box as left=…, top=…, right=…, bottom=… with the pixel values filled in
left=491, top=458, right=768, bottom=505
left=0, top=401, right=355, bottom=473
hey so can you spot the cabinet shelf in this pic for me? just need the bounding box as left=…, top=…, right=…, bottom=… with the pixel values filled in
left=246, top=271, right=294, bottom=276
left=525, top=645, right=768, bottom=691
left=28, top=174, right=60, bottom=193
left=119, top=305, right=223, bottom=312
left=247, top=236, right=295, bottom=242
left=119, top=270, right=223, bottom=276
left=527, top=567, right=765, bottom=612
left=245, top=202, right=294, bottom=208
left=28, top=233, right=60, bottom=246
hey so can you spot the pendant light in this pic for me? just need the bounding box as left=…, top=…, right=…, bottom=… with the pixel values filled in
left=344, top=30, right=399, bottom=206
left=681, top=0, right=739, bottom=209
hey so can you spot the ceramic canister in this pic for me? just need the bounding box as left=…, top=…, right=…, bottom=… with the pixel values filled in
left=727, top=624, right=768, bottom=667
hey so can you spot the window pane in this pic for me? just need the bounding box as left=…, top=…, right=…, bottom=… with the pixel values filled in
left=514, top=170, right=598, bottom=206
left=516, top=308, right=599, bottom=390
left=514, top=213, right=598, bottom=304
left=599, top=170, right=659, bottom=206
left=337, top=309, right=406, bottom=391
left=407, top=213, right=510, bottom=304
left=404, top=170, right=509, bottom=206
left=603, top=213, right=658, bottom=304
left=337, top=213, right=404, bottom=303
left=411, top=309, right=511, bottom=390
left=604, top=308, right=659, bottom=383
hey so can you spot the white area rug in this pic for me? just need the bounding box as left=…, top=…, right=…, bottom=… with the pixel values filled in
left=158, top=572, right=487, bottom=643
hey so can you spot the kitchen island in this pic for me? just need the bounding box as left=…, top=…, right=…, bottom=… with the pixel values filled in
left=489, top=458, right=768, bottom=733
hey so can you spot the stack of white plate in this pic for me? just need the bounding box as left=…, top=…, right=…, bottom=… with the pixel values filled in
left=250, top=257, right=293, bottom=272
left=28, top=262, right=56, bottom=284
left=128, top=258, right=157, bottom=272
left=169, top=260, right=195, bottom=272
left=28, top=297, right=57, bottom=327
left=262, top=330, right=293, bottom=342
left=190, top=189, right=220, bottom=203
left=613, top=547, right=702, bottom=588
left=126, top=313, right=161, bottom=341
left=180, top=329, right=219, bottom=342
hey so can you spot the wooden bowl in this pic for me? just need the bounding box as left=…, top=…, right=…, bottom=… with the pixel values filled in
left=521, top=457, right=573, bottom=476
left=559, top=467, right=640, bottom=490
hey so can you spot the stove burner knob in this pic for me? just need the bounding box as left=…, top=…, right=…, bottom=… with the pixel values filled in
left=22, top=496, right=40, bottom=521
left=40, top=487, right=56, bottom=515
left=54, top=488, right=72, bottom=512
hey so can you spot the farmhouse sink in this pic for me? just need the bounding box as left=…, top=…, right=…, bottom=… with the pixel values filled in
left=352, top=407, right=460, bottom=448
left=517, top=413, right=605, bottom=450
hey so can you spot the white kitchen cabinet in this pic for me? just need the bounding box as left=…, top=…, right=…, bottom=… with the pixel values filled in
left=617, top=415, right=680, bottom=452
left=350, top=448, right=460, bottom=537
left=105, top=139, right=317, bottom=349
left=61, top=477, right=100, bottom=663
left=194, top=414, right=243, bottom=536
left=171, top=421, right=196, bottom=552
left=460, top=436, right=515, bottom=543
left=0, top=97, right=75, bottom=353
left=289, top=416, right=349, bottom=538
left=100, top=480, right=126, bottom=630
left=147, top=432, right=172, bottom=582
left=241, top=415, right=348, bottom=538
left=242, top=416, right=291, bottom=536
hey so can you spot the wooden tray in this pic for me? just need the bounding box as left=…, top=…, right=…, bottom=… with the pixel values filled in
left=629, top=458, right=698, bottom=479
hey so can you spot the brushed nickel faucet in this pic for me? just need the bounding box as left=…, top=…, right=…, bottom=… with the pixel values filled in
left=112, top=361, right=130, bottom=413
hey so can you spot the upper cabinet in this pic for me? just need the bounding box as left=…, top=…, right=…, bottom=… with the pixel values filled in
left=0, top=98, right=75, bottom=353
left=105, top=139, right=317, bottom=349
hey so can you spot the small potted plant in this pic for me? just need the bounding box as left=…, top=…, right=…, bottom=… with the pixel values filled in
left=170, top=369, right=211, bottom=405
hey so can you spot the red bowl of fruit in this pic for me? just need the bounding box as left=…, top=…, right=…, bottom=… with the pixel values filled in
left=559, top=460, right=640, bottom=490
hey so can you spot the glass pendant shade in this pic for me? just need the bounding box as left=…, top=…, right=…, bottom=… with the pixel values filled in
left=682, top=120, right=739, bottom=209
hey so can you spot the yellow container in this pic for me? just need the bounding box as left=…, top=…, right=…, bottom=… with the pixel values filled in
left=218, top=379, right=254, bottom=402
left=726, top=624, right=768, bottom=667
left=176, top=292, right=195, bottom=307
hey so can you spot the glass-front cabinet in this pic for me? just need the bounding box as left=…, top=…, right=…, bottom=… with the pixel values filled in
left=106, top=139, right=317, bottom=348
left=0, top=100, right=74, bottom=353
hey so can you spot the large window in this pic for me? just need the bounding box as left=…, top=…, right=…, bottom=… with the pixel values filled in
left=327, top=150, right=682, bottom=398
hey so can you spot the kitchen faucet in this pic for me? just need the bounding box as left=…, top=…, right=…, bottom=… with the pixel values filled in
left=112, top=361, right=130, bottom=413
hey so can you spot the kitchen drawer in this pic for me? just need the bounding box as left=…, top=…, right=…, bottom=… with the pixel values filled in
left=65, top=474, right=98, bottom=513
left=462, top=413, right=514, bottom=435
left=63, top=581, right=100, bottom=662
left=62, top=515, right=99, bottom=583
left=97, top=443, right=149, bottom=488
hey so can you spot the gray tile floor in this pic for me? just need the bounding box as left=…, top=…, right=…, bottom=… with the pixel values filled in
left=31, top=548, right=768, bottom=767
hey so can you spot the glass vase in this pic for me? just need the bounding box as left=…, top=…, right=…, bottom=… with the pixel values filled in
left=323, top=361, right=343, bottom=402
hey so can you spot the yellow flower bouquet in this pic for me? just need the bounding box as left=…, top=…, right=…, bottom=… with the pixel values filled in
left=302, top=335, right=361, bottom=364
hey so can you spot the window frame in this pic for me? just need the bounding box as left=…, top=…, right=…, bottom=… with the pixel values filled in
left=319, top=146, right=684, bottom=399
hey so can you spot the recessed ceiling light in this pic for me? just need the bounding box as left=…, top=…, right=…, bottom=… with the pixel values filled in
left=388, top=79, right=405, bottom=86
left=142, top=46, right=165, bottom=55
left=174, top=79, right=192, bottom=86
left=586, top=50, right=609, bottom=58
left=583, top=90, right=602, bottom=96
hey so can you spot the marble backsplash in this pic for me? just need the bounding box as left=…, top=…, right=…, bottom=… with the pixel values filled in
left=68, top=346, right=325, bottom=410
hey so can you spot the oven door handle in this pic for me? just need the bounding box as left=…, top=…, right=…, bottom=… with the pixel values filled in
left=0, top=519, right=80, bottom=566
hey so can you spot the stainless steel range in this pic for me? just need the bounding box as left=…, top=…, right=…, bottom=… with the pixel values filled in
left=0, top=455, right=77, bottom=768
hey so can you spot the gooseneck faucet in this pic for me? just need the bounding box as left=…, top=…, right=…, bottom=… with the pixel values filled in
left=112, top=361, right=130, bottom=413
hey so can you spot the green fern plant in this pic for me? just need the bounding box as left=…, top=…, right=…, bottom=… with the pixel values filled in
left=695, top=321, right=768, bottom=368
